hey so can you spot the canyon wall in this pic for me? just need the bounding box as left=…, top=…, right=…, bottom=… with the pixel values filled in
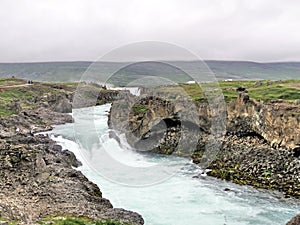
left=109, top=90, right=300, bottom=153
left=108, top=89, right=300, bottom=198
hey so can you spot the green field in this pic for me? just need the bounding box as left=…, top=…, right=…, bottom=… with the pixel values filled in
left=0, top=80, right=74, bottom=117
left=179, top=79, right=300, bottom=103
left=0, top=77, right=27, bottom=86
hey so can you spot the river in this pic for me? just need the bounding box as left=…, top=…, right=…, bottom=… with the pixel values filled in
left=47, top=104, right=299, bottom=225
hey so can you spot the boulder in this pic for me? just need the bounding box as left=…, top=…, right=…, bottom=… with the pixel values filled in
left=0, top=221, right=8, bottom=225
left=50, top=95, right=72, bottom=113
left=236, top=87, right=247, bottom=92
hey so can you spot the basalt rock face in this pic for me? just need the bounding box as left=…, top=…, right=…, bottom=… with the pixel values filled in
left=108, top=90, right=300, bottom=198
left=221, top=93, right=300, bottom=197
left=227, top=91, right=300, bottom=150
left=110, top=90, right=300, bottom=154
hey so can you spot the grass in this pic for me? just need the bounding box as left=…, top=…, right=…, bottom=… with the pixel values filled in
left=0, top=79, right=107, bottom=118
left=0, top=77, right=27, bottom=86
left=0, top=87, right=35, bottom=101
left=222, top=80, right=300, bottom=102
left=0, top=104, right=16, bottom=117
left=132, top=104, right=149, bottom=114
left=0, top=216, right=17, bottom=225
left=39, top=216, right=132, bottom=225
left=178, top=80, right=300, bottom=103
left=0, top=84, right=57, bottom=118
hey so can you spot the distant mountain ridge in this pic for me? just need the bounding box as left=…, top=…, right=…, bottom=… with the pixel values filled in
left=0, top=60, right=299, bottom=83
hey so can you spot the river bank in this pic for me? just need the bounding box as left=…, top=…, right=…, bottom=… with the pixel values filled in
left=0, top=80, right=143, bottom=225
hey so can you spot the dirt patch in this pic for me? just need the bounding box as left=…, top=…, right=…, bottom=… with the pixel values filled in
left=286, top=83, right=300, bottom=90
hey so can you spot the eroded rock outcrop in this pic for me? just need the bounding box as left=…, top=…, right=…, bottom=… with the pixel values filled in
left=109, top=93, right=202, bottom=156
left=0, top=133, right=143, bottom=225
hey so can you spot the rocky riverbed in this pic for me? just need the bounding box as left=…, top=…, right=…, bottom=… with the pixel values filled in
left=0, top=84, right=143, bottom=225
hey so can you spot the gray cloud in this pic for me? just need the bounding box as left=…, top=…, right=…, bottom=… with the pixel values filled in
left=0, top=0, right=300, bottom=62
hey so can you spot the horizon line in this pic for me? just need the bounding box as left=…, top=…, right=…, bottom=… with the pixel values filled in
left=0, top=59, right=300, bottom=64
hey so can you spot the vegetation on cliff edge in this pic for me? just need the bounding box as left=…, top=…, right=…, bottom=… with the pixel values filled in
left=0, top=78, right=115, bottom=117
left=39, top=216, right=132, bottom=225
left=179, top=79, right=300, bottom=102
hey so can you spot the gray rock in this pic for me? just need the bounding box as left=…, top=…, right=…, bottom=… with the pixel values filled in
left=0, top=221, right=8, bottom=225
left=50, top=95, right=72, bottom=113
left=286, top=213, right=300, bottom=225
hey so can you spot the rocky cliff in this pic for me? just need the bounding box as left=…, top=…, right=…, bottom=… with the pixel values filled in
left=227, top=91, right=300, bottom=150
left=108, top=89, right=300, bottom=198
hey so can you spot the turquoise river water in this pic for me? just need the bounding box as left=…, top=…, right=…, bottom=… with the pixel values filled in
left=47, top=104, right=299, bottom=225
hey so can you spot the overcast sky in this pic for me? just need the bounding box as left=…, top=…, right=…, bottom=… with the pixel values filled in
left=1, top=0, right=300, bottom=62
